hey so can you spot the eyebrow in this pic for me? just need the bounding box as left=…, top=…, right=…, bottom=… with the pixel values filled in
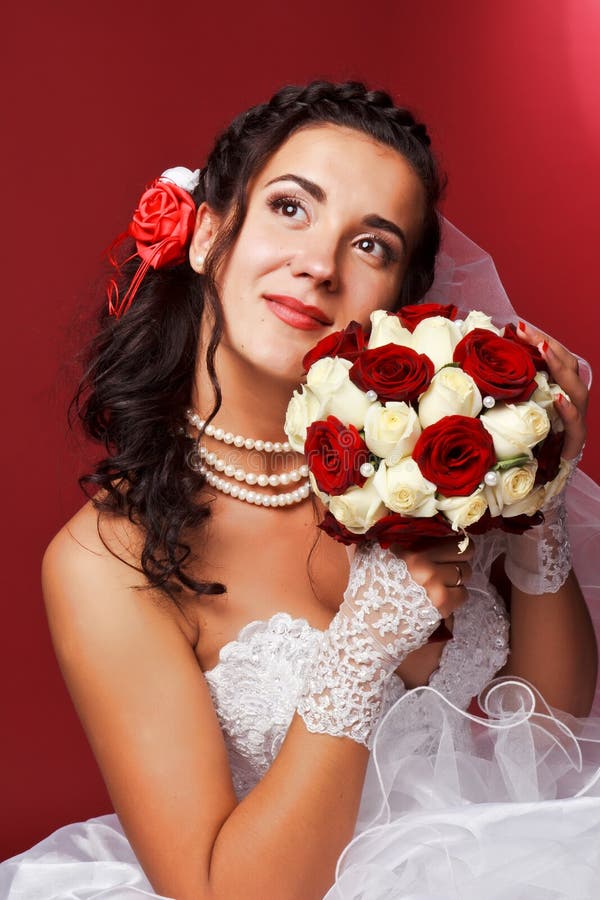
left=264, top=173, right=408, bottom=253
left=265, top=173, right=326, bottom=203
left=362, top=215, right=407, bottom=254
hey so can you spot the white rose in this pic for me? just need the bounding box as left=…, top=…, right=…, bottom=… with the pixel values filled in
left=501, top=485, right=547, bottom=517
left=481, top=400, right=550, bottom=460
left=373, top=458, right=437, bottom=517
left=308, top=470, right=330, bottom=504
left=411, top=316, right=463, bottom=372
left=328, top=477, right=387, bottom=534
left=284, top=386, right=324, bottom=453
left=484, top=461, right=538, bottom=517
left=363, top=401, right=422, bottom=462
left=306, top=357, right=373, bottom=429
left=462, top=310, right=501, bottom=336
left=437, top=488, right=488, bottom=530
left=544, top=457, right=574, bottom=505
left=418, top=367, right=483, bottom=428
left=531, top=371, right=565, bottom=432
left=367, top=309, right=414, bottom=350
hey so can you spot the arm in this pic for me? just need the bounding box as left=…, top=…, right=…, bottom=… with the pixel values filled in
left=499, top=324, right=598, bottom=716
left=42, top=506, right=466, bottom=900
left=502, top=572, right=597, bottom=716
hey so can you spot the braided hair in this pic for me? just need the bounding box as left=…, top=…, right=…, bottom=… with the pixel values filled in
left=71, top=81, right=445, bottom=605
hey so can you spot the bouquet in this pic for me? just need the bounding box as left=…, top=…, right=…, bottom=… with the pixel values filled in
left=284, top=303, right=572, bottom=549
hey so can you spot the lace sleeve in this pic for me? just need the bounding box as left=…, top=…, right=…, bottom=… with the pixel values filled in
left=504, top=495, right=571, bottom=594
left=503, top=455, right=581, bottom=595
left=296, top=544, right=441, bottom=748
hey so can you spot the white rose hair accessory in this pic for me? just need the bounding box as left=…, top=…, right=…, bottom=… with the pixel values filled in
left=107, top=166, right=200, bottom=319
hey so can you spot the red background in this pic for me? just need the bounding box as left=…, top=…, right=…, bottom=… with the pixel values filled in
left=2, top=0, right=599, bottom=860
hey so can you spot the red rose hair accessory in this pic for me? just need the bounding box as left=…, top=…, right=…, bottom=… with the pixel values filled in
left=107, top=167, right=200, bottom=319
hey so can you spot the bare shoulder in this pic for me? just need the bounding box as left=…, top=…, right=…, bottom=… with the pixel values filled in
left=43, top=493, right=150, bottom=592
left=41, top=495, right=199, bottom=645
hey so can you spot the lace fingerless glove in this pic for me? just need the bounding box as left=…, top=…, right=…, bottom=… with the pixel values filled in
left=504, top=456, right=579, bottom=595
left=296, top=543, right=441, bottom=748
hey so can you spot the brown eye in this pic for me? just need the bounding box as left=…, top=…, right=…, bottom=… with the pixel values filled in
left=357, top=238, right=377, bottom=254
left=268, top=195, right=309, bottom=223
left=355, top=234, right=395, bottom=263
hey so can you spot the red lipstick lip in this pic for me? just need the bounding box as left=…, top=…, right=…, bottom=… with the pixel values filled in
left=264, top=295, right=333, bottom=326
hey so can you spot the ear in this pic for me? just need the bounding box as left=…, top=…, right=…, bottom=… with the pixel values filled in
left=189, top=203, right=221, bottom=272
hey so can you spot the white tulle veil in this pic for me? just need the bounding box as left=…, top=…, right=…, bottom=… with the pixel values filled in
left=424, top=217, right=518, bottom=324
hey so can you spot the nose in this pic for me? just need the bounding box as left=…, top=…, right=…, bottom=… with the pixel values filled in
left=288, top=230, right=340, bottom=291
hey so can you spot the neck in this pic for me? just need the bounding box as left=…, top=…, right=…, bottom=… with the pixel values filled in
left=188, top=332, right=312, bottom=507
left=192, top=340, right=304, bottom=441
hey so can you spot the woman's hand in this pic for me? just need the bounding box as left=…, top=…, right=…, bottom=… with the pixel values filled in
left=518, top=321, right=588, bottom=461
left=396, top=537, right=473, bottom=620
left=345, top=536, right=473, bottom=623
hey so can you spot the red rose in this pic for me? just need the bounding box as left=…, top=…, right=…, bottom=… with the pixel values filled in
left=349, top=344, right=434, bottom=403
left=502, top=323, right=547, bottom=372
left=365, top=512, right=455, bottom=549
left=305, top=416, right=369, bottom=496
left=129, top=180, right=196, bottom=268
left=302, top=321, right=366, bottom=372
left=413, top=414, right=496, bottom=497
left=398, top=302, right=458, bottom=332
left=534, top=430, right=565, bottom=485
left=318, top=510, right=365, bottom=545
left=453, top=328, right=537, bottom=402
left=498, top=511, right=544, bottom=533
left=468, top=509, right=543, bottom=535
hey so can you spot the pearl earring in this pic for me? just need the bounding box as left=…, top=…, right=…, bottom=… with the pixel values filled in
left=195, top=254, right=205, bottom=270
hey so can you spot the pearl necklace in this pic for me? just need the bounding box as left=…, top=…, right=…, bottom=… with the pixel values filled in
left=185, top=409, right=312, bottom=508
left=198, top=445, right=309, bottom=487
left=186, top=411, right=292, bottom=453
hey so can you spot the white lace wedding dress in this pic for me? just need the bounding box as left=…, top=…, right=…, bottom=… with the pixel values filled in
left=3, top=475, right=600, bottom=899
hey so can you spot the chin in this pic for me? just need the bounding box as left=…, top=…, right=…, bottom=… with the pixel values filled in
left=256, top=341, right=307, bottom=382
left=259, top=353, right=306, bottom=386
left=235, top=329, right=317, bottom=383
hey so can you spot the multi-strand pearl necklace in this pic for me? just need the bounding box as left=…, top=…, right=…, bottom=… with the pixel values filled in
left=185, top=409, right=312, bottom=507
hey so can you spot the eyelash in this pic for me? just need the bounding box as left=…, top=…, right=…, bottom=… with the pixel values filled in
left=267, top=192, right=307, bottom=218
left=266, top=191, right=399, bottom=264
left=356, top=234, right=398, bottom=265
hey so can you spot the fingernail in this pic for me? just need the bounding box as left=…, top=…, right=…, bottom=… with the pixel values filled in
left=537, top=340, right=549, bottom=354
left=517, top=320, right=527, bottom=332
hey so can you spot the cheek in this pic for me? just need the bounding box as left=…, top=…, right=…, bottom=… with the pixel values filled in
left=229, top=223, right=291, bottom=280
left=351, top=277, right=404, bottom=325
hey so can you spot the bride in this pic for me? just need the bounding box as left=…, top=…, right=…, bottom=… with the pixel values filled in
left=2, top=81, right=600, bottom=899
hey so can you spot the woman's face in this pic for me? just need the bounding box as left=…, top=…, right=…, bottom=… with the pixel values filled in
left=205, top=124, right=426, bottom=383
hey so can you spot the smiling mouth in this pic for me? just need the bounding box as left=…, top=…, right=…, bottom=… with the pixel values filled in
left=264, top=295, right=333, bottom=330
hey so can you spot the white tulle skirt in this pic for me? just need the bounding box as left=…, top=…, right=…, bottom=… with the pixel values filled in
left=327, top=680, right=600, bottom=899
left=3, top=682, right=600, bottom=900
